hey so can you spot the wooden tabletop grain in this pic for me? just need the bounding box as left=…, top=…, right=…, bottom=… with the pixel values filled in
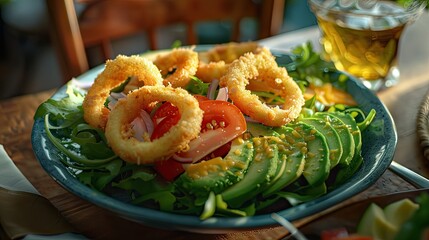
left=1, top=12, right=429, bottom=240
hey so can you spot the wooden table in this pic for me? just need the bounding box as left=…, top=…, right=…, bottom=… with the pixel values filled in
left=1, top=12, right=429, bottom=240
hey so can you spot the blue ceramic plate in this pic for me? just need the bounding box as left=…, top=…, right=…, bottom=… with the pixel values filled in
left=31, top=49, right=397, bottom=233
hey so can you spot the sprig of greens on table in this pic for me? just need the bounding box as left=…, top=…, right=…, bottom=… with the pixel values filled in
left=397, top=0, right=429, bottom=8
left=320, top=192, right=429, bottom=239
left=34, top=42, right=376, bottom=219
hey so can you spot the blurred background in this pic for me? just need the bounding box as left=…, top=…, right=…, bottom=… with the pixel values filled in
left=0, top=0, right=316, bottom=100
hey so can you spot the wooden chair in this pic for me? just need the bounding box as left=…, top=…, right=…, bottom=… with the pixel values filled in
left=46, top=0, right=285, bottom=83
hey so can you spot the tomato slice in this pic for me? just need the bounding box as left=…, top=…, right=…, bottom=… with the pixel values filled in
left=151, top=99, right=245, bottom=180
left=151, top=95, right=208, bottom=127
left=151, top=108, right=183, bottom=181
left=193, top=94, right=209, bottom=102
left=151, top=102, right=179, bottom=127
left=150, top=113, right=180, bottom=141
left=178, top=100, right=246, bottom=163
left=153, top=158, right=185, bottom=181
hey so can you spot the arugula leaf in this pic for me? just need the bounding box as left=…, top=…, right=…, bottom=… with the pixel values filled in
left=110, top=76, right=132, bottom=93
left=185, top=76, right=209, bottom=95
left=34, top=83, right=85, bottom=121
left=77, top=159, right=123, bottom=191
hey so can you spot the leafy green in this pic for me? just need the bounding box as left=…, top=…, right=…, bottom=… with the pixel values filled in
left=45, top=114, right=117, bottom=166
left=283, top=42, right=349, bottom=90
left=110, top=76, right=132, bottom=93
left=171, top=40, right=182, bottom=49
left=200, top=192, right=216, bottom=220
left=108, top=165, right=183, bottom=212
left=184, top=76, right=209, bottom=95
left=397, top=0, right=428, bottom=8
left=252, top=91, right=286, bottom=105
left=34, top=83, right=85, bottom=121
left=77, top=159, right=123, bottom=190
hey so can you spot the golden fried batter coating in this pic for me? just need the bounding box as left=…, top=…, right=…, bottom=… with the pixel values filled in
left=82, top=55, right=163, bottom=130
left=202, top=42, right=260, bottom=63
left=196, top=42, right=260, bottom=83
left=153, top=48, right=199, bottom=88
left=220, top=47, right=304, bottom=127
left=105, top=85, right=203, bottom=164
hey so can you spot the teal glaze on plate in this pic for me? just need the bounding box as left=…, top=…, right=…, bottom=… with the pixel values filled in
left=31, top=50, right=397, bottom=233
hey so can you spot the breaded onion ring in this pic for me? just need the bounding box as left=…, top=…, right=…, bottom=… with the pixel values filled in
left=195, top=61, right=228, bottom=83
left=220, top=47, right=304, bottom=127
left=200, top=42, right=260, bottom=64
left=196, top=42, right=260, bottom=83
left=83, top=55, right=163, bottom=130
left=105, top=85, right=203, bottom=164
left=153, top=48, right=199, bottom=88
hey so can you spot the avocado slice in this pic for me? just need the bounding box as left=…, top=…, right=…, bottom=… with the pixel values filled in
left=221, top=136, right=280, bottom=208
left=331, top=153, right=363, bottom=188
left=300, top=117, right=343, bottom=169
left=290, top=122, right=330, bottom=186
left=314, top=112, right=355, bottom=166
left=176, top=137, right=254, bottom=197
left=262, top=126, right=306, bottom=197
left=329, top=112, right=362, bottom=152
left=323, top=112, right=363, bottom=187
left=246, top=122, right=279, bottom=137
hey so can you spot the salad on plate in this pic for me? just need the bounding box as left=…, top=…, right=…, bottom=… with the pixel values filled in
left=33, top=42, right=378, bottom=220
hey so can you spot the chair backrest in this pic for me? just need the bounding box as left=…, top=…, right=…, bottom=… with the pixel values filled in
left=46, top=0, right=285, bottom=83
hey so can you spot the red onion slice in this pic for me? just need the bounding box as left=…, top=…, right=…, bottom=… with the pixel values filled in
left=172, top=154, right=194, bottom=163
left=107, top=98, right=118, bottom=110
left=131, top=117, right=147, bottom=141
left=215, top=87, right=229, bottom=101
left=110, top=92, right=126, bottom=100
left=244, top=116, right=260, bottom=123
left=207, top=79, right=219, bottom=100
left=139, top=109, right=154, bottom=136
left=130, top=109, right=155, bottom=141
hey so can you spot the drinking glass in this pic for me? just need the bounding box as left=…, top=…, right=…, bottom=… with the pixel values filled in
left=308, top=0, right=426, bottom=91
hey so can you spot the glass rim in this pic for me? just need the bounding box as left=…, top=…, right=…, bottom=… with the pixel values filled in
left=308, top=0, right=427, bottom=18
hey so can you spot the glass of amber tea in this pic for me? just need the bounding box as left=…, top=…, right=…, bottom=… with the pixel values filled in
left=308, top=0, right=426, bottom=91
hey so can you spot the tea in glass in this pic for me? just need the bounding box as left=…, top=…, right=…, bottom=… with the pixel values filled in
left=308, top=0, right=426, bottom=91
